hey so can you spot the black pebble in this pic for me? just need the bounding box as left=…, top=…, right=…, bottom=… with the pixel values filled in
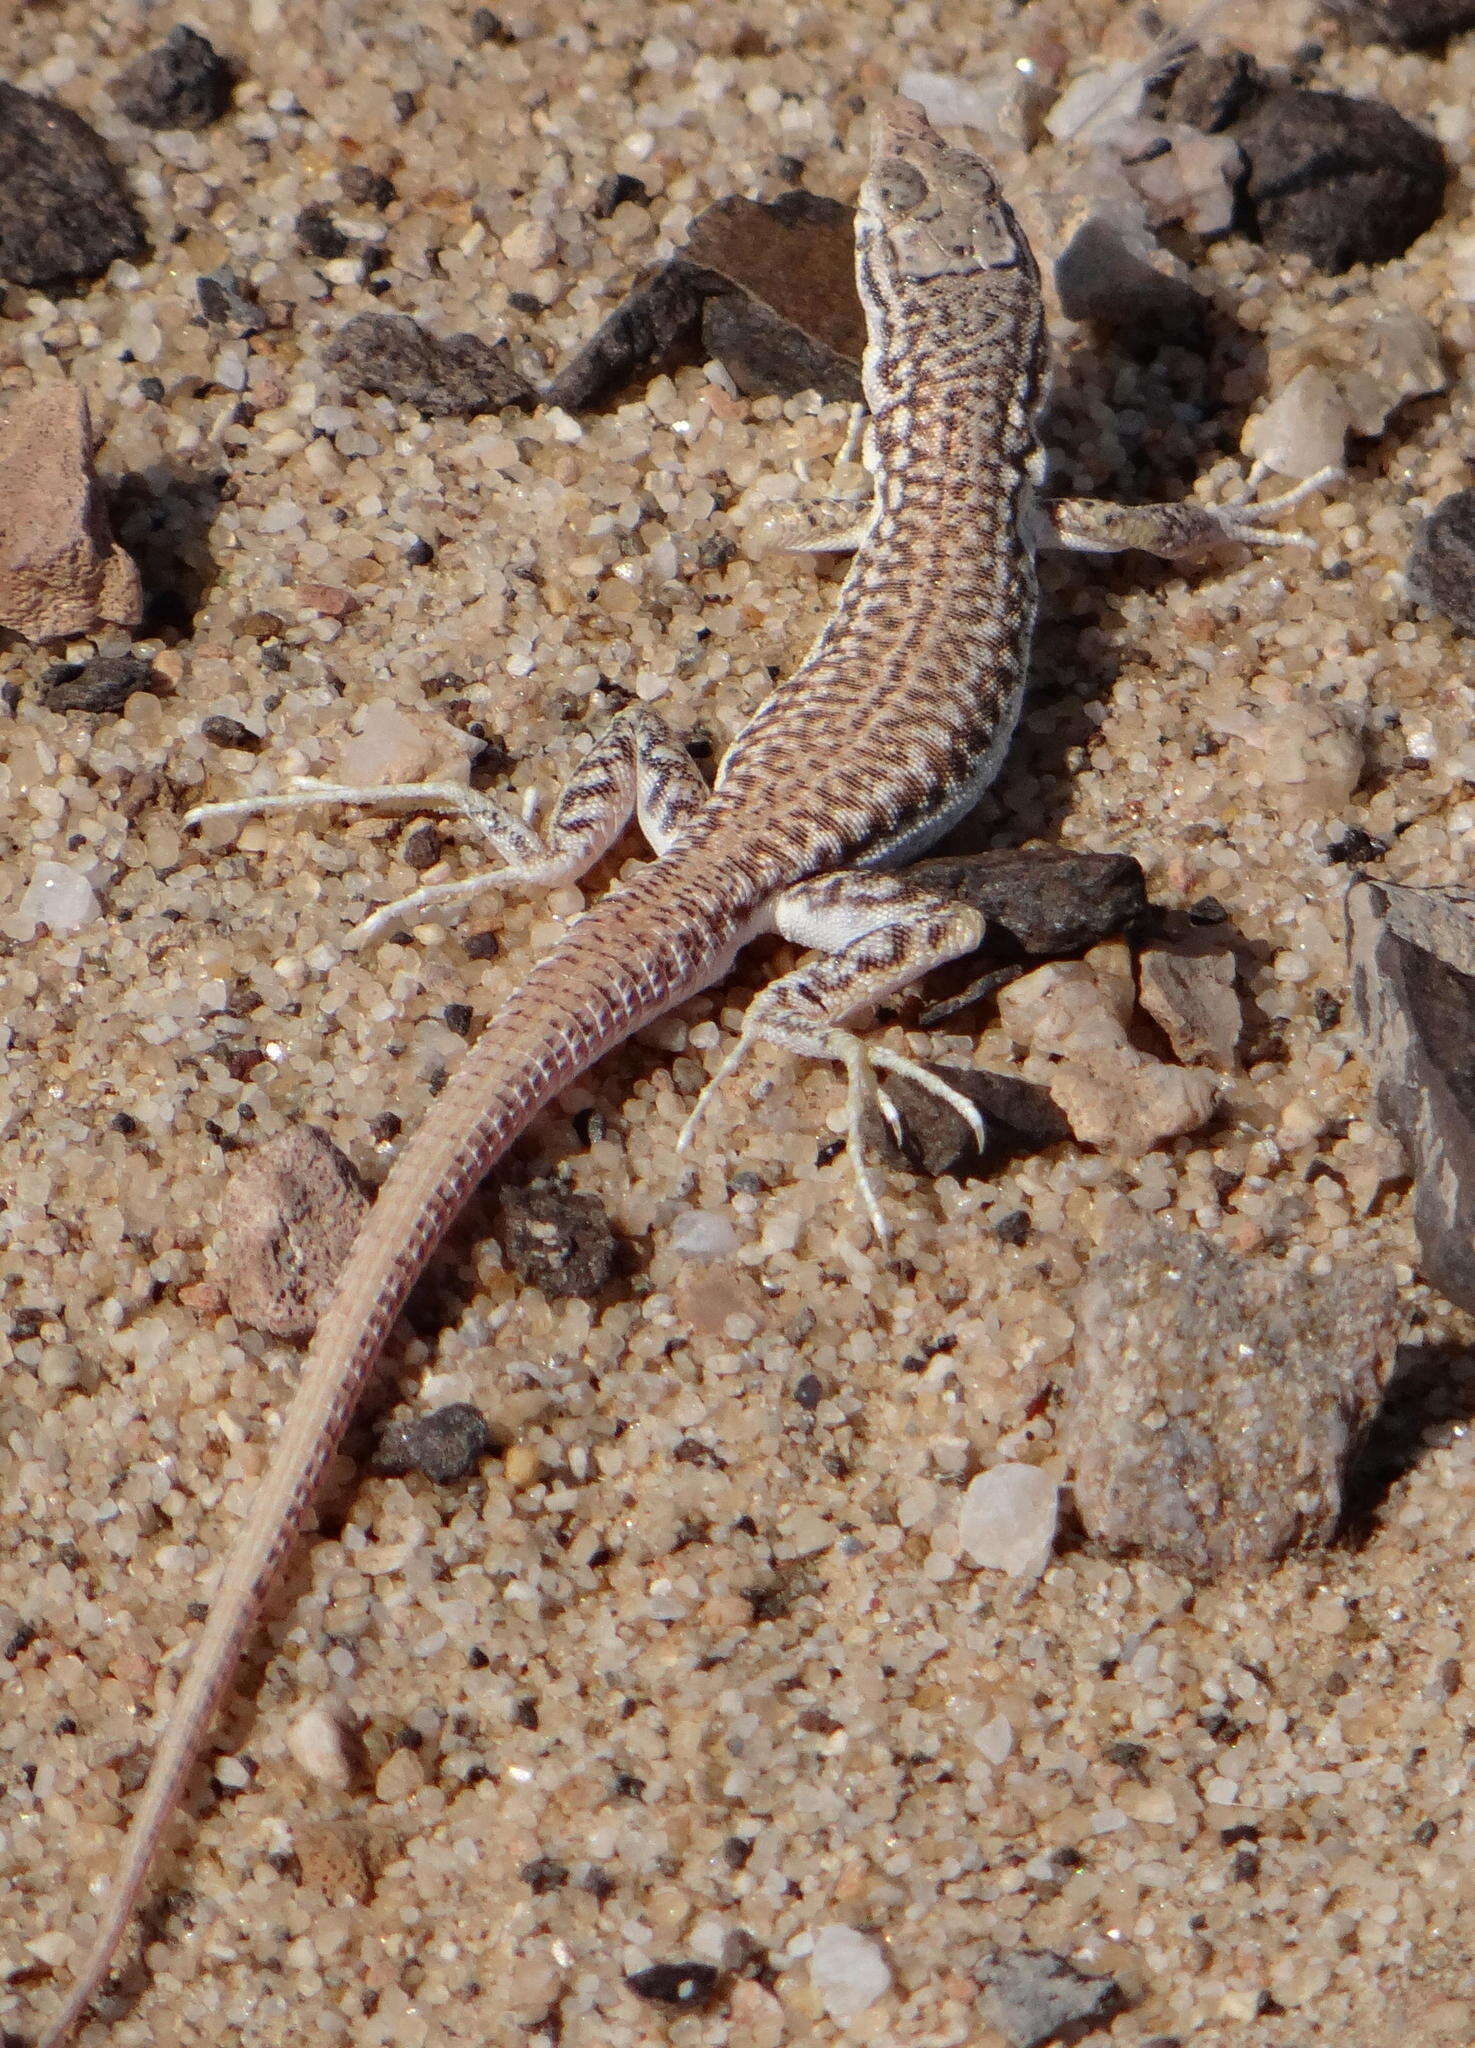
left=113, top=25, right=234, bottom=132
left=0, top=84, right=148, bottom=288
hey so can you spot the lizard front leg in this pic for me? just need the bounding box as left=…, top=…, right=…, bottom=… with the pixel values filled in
left=185, top=705, right=710, bottom=942
left=1041, top=461, right=1340, bottom=557
left=680, top=871, right=986, bottom=1241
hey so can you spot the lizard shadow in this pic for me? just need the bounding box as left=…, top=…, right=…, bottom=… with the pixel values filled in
left=940, top=314, right=1285, bottom=853
left=105, top=457, right=228, bottom=637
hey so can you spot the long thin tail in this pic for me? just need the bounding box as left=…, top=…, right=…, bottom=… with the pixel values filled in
left=37, top=883, right=729, bottom=2045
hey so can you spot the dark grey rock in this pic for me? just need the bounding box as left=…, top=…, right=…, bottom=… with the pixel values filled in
left=324, top=310, right=534, bottom=416
left=38, top=655, right=161, bottom=714
left=196, top=267, right=264, bottom=334
left=112, top=24, right=234, bottom=131
left=1233, top=88, right=1446, bottom=272
left=543, top=260, right=708, bottom=412
left=903, top=848, right=1149, bottom=1025
left=1327, top=0, right=1475, bottom=43
left=862, top=1066, right=1069, bottom=1180
left=0, top=84, right=148, bottom=289
left=296, top=202, right=349, bottom=262
left=1348, top=877, right=1475, bottom=1313
left=1055, top=218, right=1206, bottom=349
left=1406, top=489, right=1475, bottom=632
left=977, top=1946, right=1126, bottom=2047
left=547, top=190, right=864, bottom=410
left=1063, top=1221, right=1400, bottom=1577
left=591, top=171, right=648, bottom=220
left=625, top=1961, right=720, bottom=2010
left=338, top=164, right=396, bottom=210
left=201, top=714, right=262, bottom=749
left=495, top=1181, right=620, bottom=1299
left=373, top=1402, right=497, bottom=1482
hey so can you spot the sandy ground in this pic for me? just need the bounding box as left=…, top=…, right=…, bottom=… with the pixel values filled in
left=4, top=3, right=1475, bottom=2043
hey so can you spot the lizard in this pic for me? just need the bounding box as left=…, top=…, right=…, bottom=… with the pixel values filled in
left=32, top=97, right=1333, bottom=2044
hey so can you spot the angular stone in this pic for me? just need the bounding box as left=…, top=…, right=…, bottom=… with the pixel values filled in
left=0, top=385, right=142, bottom=642
left=548, top=191, right=864, bottom=411
left=112, top=24, right=234, bottom=131
left=977, top=1946, right=1127, bottom=2048
left=324, top=310, right=534, bottom=416
left=223, top=1126, right=370, bottom=1339
left=1348, top=877, right=1475, bottom=1313
left=686, top=192, right=864, bottom=401
left=958, top=1464, right=1060, bottom=1578
left=905, top=848, right=1148, bottom=959
left=862, top=1065, right=1070, bottom=1180
left=495, top=1180, right=620, bottom=1299
left=1138, top=947, right=1241, bottom=1068
left=543, top=259, right=708, bottom=412
left=1050, top=1050, right=1218, bottom=1151
left=808, top=1925, right=892, bottom=2021
left=0, top=84, right=147, bottom=288
left=1063, top=1222, right=1400, bottom=1576
left=39, top=654, right=161, bottom=715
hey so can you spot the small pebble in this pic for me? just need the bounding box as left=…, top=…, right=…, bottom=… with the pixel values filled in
left=1407, top=489, right=1475, bottom=633
left=668, top=1207, right=740, bottom=1259
left=372, top=1402, right=497, bottom=1483
left=1064, top=1222, right=1400, bottom=1576
left=296, top=202, right=350, bottom=262
left=15, top=860, right=99, bottom=938
left=626, top=1961, right=720, bottom=2010
left=0, top=385, right=141, bottom=642
left=1138, top=948, right=1241, bottom=1070
left=977, top=1945, right=1126, bottom=2048
left=808, top=1923, right=892, bottom=2021
left=222, top=1126, right=370, bottom=1340
left=591, top=170, right=648, bottom=219
left=338, top=163, right=396, bottom=210
left=325, top=310, right=534, bottom=416
left=957, top=1463, right=1060, bottom=1579
left=39, top=655, right=160, bottom=715
left=495, top=1180, right=620, bottom=1298
left=286, top=1702, right=367, bottom=1792
left=196, top=267, right=263, bottom=334
left=0, top=84, right=147, bottom=287
left=111, top=24, right=234, bottom=131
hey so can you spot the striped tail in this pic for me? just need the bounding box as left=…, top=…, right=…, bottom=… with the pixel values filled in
left=38, top=875, right=738, bottom=2046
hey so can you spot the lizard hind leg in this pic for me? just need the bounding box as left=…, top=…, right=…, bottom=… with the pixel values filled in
left=678, top=871, right=986, bottom=1243
left=184, top=705, right=710, bottom=945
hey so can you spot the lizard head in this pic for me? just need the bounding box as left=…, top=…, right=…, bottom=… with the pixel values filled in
left=858, top=96, right=1031, bottom=284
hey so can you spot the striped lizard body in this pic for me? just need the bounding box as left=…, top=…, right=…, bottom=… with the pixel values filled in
left=34, top=98, right=1329, bottom=2043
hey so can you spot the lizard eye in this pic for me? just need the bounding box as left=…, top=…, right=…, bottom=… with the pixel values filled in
left=871, top=158, right=927, bottom=214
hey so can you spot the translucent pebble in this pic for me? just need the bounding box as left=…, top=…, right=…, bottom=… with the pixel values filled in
left=17, top=860, right=99, bottom=936
left=668, top=1209, right=739, bottom=1258
left=809, top=1924, right=892, bottom=2021
left=957, top=1463, right=1059, bottom=1577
